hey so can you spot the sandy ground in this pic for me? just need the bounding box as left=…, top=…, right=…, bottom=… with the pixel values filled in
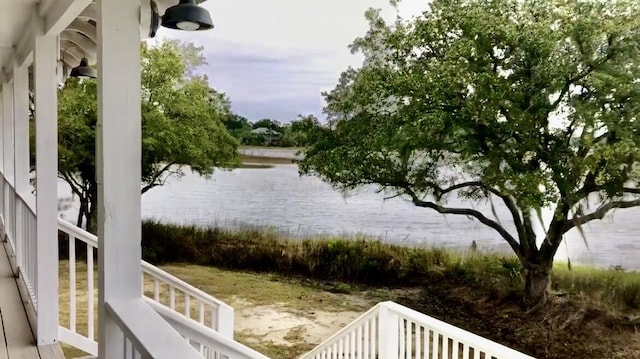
left=229, top=297, right=363, bottom=347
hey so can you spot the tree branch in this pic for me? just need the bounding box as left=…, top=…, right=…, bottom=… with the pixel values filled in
left=404, top=187, right=522, bottom=258
left=563, top=199, right=640, bottom=233
left=437, top=181, right=526, bottom=241
left=60, top=172, right=86, bottom=199
left=141, top=161, right=177, bottom=194
left=623, top=187, right=640, bottom=195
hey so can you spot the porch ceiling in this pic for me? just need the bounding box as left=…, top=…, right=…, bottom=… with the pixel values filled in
left=0, top=0, right=208, bottom=80
left=0, top=0, right=39, bottom=72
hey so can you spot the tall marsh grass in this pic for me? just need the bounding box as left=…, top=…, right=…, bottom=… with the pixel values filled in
left=141, top=220, right=640, bottom=311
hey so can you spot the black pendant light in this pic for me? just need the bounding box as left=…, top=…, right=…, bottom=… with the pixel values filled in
left=70, top=57, right=97, bottom=79
left=161, top=0, right=214, bottom=31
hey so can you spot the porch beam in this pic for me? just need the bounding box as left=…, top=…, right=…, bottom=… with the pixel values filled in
left=97, top=0, right=143, bottom=357
left=10, top=6, right=40, bottom=70
left=43, top=0, right=93, bottom=37
left=34, top=26, right=60, bottom=345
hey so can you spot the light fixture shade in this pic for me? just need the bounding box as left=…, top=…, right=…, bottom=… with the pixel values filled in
left=161, top=0, right=214, bottom=31
left=70, top=58, right=97, bottom=79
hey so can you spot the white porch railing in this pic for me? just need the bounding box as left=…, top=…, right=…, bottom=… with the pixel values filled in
left=57, top=217, right=260, bottom=358
left=149, top=300, right=269, bottom=359
left=301, top=301, right=535, bottom=359
left=142, top=261, right=235, bottom=338
left=1, top=177, right=39, bottom=310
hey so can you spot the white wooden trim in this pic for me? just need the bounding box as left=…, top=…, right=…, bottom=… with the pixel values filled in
left=34, top=29, right=60, bottom=345
left=97, top=0, right=143, bottom=357
left=59, top=327, right=98, bottom=355
left=148, top=300, right=269, bottom=359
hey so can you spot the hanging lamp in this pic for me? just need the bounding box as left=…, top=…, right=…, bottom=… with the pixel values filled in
left=161, top=0, right=214, bottom=31
left=70, top=57, right=97, bottom=79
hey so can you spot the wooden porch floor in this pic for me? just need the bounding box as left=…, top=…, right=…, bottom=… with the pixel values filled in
left=0, top=240, right=64, bottom=359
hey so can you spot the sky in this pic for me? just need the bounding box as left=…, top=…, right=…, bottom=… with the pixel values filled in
left=158, top=0, right=428, bottom=122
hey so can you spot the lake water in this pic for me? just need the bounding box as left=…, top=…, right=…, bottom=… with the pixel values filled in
left=58, top=163, right=640, bottom=270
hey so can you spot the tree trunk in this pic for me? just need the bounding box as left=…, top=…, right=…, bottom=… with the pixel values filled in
left=524, top=265, right=551, bottom=312
left=87, top=205, right=98, bottom=235
left=86, top=184, right=98, bottom=234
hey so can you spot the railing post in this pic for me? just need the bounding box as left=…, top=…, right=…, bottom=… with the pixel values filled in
left=217, top=306, right=235, bottom=339
left=34, top=24, right=60, bottom=345
left=96, top=0, right=142, bottom=358
left=378, top=303, right=399, bottom=359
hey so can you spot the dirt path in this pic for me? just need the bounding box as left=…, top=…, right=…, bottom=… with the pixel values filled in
left=232, top=299, right=361, bottom=348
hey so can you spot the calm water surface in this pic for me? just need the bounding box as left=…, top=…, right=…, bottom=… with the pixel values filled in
left=56, top=159, right=640, bottom=270
left=126, top=164, right=640, bottom=270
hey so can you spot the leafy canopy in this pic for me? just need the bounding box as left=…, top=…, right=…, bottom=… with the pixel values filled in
left=58, top=39, right=239, bottom=230
left=300, top=0, right=640, bottom=278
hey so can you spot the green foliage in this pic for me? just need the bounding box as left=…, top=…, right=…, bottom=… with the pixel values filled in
left=252, top=118, right=283, bottom=132
left=223, top=114, right=254, bottom=143
left=299, top=0, right=640, bottom=305
left=58, top=39, right=239, bottom=231
left=284, top=114, right=322, bottom=147
left=224, top=114, right=322, bottom=147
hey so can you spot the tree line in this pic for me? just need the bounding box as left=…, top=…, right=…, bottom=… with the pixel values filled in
left=223, top=114, right=321, bottom=147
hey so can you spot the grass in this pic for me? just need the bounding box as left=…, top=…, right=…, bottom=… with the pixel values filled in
left=239, top=154, right=297, bottom=165
left=141, top=220, right=640, bottom=312
left=551, top=263, right=640, bottom=310
left=239, top=163, right=275, bottom=169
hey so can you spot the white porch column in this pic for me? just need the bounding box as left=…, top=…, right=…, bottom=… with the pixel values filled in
left=0, top=88, right=4, bottom=222
left=3, top=79, right=15, bottom=244
left=34, top=30, right=59, bottom=345
left=12, top=60, right=29, bottom=279
left=0, top=87, right=4, bottom=175
left=2, top=80, right=14, bottom=186
left=96, top=0, right=142, bottom=357
left=12, top=62, right=29, bottom=197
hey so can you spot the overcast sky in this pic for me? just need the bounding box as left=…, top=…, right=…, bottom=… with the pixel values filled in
left=157, top=0, right=427, bottom=122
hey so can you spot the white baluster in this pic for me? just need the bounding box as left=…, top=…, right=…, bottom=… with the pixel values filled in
left=69, top=236, right=76, bottom=332
left=170, top=286, right=176, bottom=310
left=88, top=245, right=95, bottom=340
left=452, top=339, right=459, bottom=359
left=416, top=325, right=421, bottom=359
left=154, top=278, right=160, bottom=302
left=184, top=293, right=191, bottom=318
left=364, top=320, right=370, bottom=359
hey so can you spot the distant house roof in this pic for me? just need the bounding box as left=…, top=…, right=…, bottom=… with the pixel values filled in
left=251, top=127, right=280, bottom=135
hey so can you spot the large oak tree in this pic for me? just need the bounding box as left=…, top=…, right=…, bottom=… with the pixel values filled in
left=300, top=0, right=640, bottom=310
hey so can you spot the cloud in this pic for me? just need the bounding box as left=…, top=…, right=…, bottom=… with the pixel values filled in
left=158, top=0, right=428, bottom=121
